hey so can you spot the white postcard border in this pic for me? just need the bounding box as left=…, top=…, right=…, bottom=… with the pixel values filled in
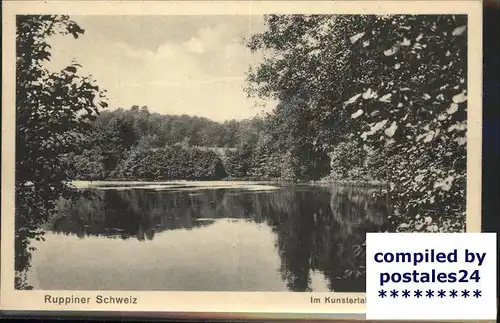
left=1, top=0, right=483, bottom=314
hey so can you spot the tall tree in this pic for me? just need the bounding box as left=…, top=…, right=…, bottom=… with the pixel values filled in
left=247, top=14, right=467, bottom=231
left=15, top=15, right=107, bottom=288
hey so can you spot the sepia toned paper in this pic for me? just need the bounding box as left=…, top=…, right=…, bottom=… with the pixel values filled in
left=1, top=0, right=482, bottom=316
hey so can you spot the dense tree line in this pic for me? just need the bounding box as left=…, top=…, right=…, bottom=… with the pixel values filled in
left=93, top=105, right=266, bottom=149
left=66, top=102, right=334, bottom=182
left=64, top=106, right=269, bottom=180
left=111, top=145, right=227, bottom=180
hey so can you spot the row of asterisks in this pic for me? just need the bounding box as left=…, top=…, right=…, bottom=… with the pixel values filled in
left=378, top=289, right=482, bottom=298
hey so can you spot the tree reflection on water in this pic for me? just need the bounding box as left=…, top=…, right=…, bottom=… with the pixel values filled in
left=48, top=184, right=390, bottom=292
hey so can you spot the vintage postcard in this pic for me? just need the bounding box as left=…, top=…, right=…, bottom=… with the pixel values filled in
left=1, top=0, right=482, bottom=316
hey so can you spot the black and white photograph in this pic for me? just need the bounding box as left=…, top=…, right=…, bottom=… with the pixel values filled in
left=7, top=4, right=475, bottom=296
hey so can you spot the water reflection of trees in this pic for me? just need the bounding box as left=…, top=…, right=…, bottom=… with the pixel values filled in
left=51, top=185, right=389, bottom=292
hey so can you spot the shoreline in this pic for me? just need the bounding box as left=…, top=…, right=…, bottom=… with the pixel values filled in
left=69, top=177, right=389, bottom=188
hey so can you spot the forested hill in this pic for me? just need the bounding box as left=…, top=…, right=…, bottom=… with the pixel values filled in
left=94, top=105, right=266, bottom=149
left=64, top=105, right=268, bottom=181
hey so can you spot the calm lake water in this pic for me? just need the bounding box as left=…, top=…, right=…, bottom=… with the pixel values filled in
left=28, top=181, right=390, bottom=292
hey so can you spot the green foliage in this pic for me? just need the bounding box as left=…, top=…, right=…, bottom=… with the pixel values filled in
left=15, top=15, right=107, bottom=289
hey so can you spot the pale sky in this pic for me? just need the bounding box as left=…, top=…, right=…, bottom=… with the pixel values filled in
left=45, top=15, right=276, bottom=121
